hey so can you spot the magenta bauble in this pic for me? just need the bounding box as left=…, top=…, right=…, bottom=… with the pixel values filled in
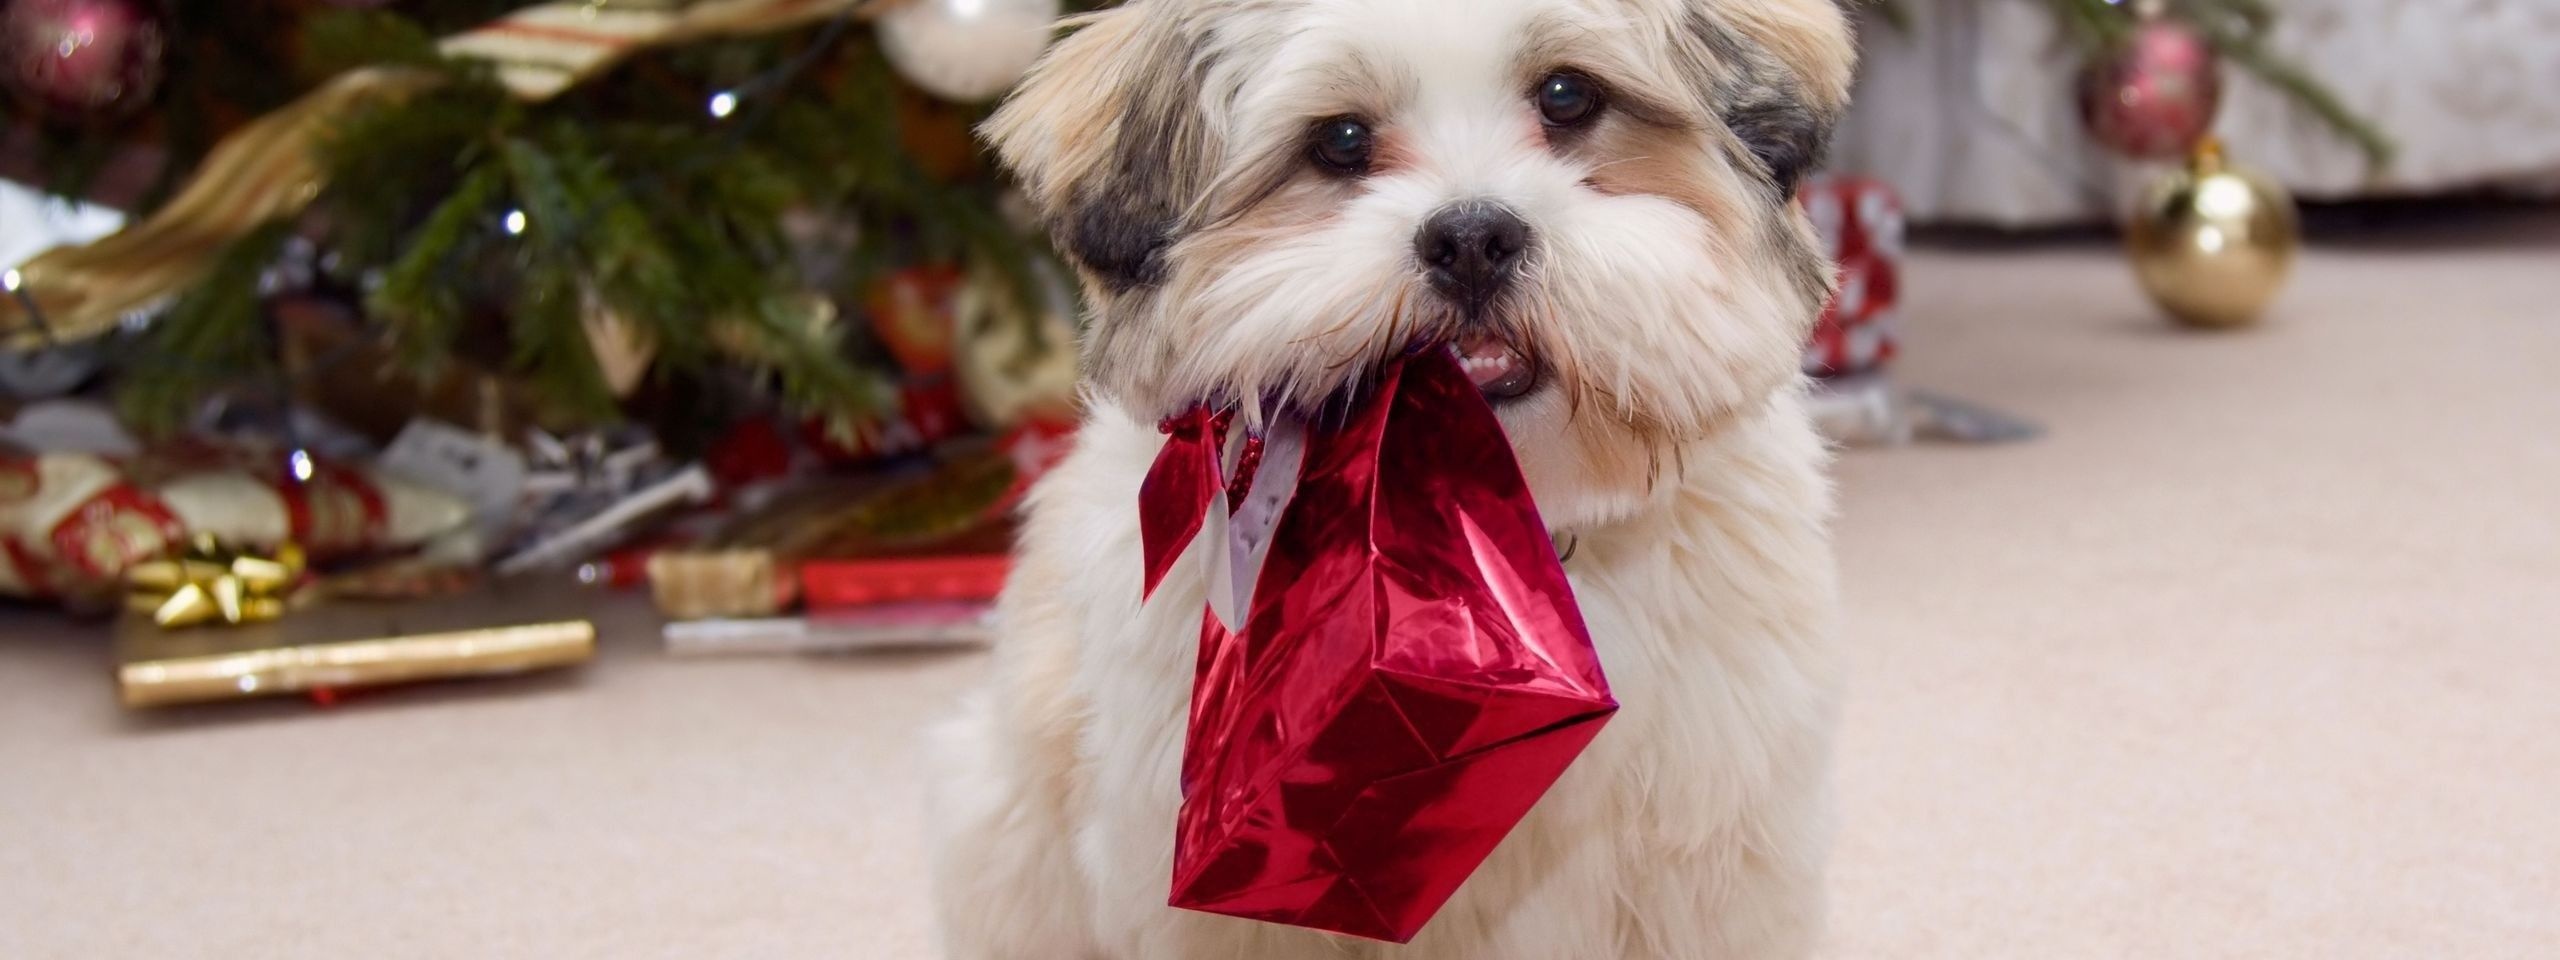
left=1, top=0, right=167, bottom=123
left=2077, top=18, right=2224, bottom=160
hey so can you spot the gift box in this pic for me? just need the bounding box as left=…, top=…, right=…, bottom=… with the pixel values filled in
left=0, top=451, right=470, bottom=602
left=115, top=584, right=595, bottom=708
left=1800, top=176, right=1905, bottom=379
left=1143, top=351, right=1617, bottom=943
left=662, top=603, right=994, bottom=657
left=651, top=425, right=1066, bottom=623
left=800, top=554, right=1007, bottom=609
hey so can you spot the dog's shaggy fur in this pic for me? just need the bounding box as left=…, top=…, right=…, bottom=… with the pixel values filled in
left=929, top=1, right=1855, bottom=956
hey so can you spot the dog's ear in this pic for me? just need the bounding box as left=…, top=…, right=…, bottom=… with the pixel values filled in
left=983, top=4, right=1210, bottom=294
left=1678, top=0, right=1857, bottom=200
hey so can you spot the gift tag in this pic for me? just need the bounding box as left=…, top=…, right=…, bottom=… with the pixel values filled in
left=378, top=421, right=528, bottom=539
left=1222, top=419, right=1303, bottom=622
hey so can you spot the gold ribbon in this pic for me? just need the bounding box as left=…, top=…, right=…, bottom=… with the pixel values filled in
left=2, top=0, right=895, bottom=350
left=126, top=535, right=309, bottom=629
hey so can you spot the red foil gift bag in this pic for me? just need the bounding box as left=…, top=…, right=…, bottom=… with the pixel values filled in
left=1139, top=351, right=1617, bottom=943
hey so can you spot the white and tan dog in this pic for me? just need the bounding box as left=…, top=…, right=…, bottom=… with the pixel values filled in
left=929, top=1, right=1855, bottom=957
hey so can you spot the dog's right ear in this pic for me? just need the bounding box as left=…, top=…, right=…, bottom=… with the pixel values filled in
left=983, top=4, right=1210, bottom=294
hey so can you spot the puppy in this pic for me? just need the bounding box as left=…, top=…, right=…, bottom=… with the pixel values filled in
left=929, top=1, right=1854, bottom=957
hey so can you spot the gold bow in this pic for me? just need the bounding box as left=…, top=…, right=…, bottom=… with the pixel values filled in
left=126, top=536, right=309, bottom=629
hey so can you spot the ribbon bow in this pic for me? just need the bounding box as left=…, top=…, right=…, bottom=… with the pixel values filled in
left=126, top=535, right=308, bottom=629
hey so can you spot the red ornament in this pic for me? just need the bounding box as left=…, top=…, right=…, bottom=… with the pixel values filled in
left=0, top=0, right=167, bottom=123
left=865, top=264, right=964, bottom=376
left=2077, top=18, right=2223, bottom=160
left=1143, top=351, right=1617, bottom=943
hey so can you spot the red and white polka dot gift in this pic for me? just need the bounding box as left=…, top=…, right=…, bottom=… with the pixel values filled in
left=1799, top=176, right=1906, bottom=379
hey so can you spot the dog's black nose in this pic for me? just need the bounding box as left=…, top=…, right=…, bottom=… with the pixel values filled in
left=1416, top=203, right=1529, bottom=312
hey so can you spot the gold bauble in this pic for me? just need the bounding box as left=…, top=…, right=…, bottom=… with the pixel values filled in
left=2126, top=141, right=2300, bottom=328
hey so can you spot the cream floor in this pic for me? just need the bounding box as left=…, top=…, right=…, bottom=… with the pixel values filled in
left=4, top=214, right=2556, bottom=958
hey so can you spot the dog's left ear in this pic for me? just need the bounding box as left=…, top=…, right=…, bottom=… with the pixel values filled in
left=1682, top=0, right=1857, bottom=200
left=983, top=3, right=1211, bottom=294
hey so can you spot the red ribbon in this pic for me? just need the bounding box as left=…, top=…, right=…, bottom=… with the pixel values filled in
left=277, top=461, right=389, bottom=558
left=1139, top=409, right=1231, bottom=599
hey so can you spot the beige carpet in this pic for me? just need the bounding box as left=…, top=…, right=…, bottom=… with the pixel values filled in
left=5, top=214, right=2556, bottom=959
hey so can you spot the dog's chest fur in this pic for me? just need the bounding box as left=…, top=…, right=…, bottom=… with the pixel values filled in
left=984, top=394, right=1840, bottom=958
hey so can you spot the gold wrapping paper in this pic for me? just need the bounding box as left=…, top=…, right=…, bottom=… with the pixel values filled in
left=116, top=588, right=596, bottom=708
left=646, top=548, right=793, bottom=620
left=3, top=0, right=888, bottom=349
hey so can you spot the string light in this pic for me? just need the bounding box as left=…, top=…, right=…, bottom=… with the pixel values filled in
left=708, top=90, right=738, bottom=118
left=504, top=209, right=529, bottom=236
left=1, top=268, right=19, bottom=292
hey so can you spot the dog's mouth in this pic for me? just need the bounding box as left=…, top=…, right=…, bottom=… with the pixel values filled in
left=1448, top=332, right=1541, bottom=401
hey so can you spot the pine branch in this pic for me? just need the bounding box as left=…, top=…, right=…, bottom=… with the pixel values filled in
left=2179, top=0, right=2276, bottom=39
left=2048, top=0, right=2136, bottom=51
left=2039, top=0, right=2394, bottom=169
left=721, top=293, right=873, bottom=418
left=296, top=9, right=446, bottom=81
left=116, top=223, right=295, bottom=433
left=44, top=6, right=1064, bottom=431
left=371, top=164, right=507, bottom=374
left=509, top=262, right=620, bottom=424
left=2177, top=6, right=2398, bottom=168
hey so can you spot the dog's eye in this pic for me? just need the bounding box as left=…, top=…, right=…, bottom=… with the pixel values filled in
left=1536, top=72, right=1603, bottom=127
left=1310, top=118, right=1375, bottom=174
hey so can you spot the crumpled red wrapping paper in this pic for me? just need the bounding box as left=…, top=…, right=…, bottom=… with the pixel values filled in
left=1139, top=351, right=1617, bottom=943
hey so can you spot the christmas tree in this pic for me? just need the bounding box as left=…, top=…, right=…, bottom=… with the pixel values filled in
left=3, top=0, right=1093, bottom=439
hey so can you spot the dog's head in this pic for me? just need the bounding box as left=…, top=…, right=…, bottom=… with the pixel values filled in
left=989, top=0, right=1855, bottom=527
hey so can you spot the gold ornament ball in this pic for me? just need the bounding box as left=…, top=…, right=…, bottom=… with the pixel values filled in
left=2126, top=143, right=2300, bottom=328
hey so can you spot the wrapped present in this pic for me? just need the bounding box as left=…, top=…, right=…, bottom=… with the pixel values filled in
left=0, top=451, right=470, bottom=602
left=1800, top=176, right=1905, bottom=378
left=801, top=553, right=1007, bottom=609
left=1141, top=351, right=1617, bottom=943
left=646, top=548, right=797, bottom=621
left=802, top=376, right=973, bottom=466
left=115, top=582, right=595, bottom=708
left=652, top=421, right=1070, bottom=617
left=662, top=603, right=994, bottom=657
left=493, top=428, right=714, bottom=576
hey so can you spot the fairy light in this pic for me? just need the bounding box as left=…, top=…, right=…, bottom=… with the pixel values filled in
left=708, top=90, right=738, bottom=118
left=1, top=268, right=19, bottom=292
left=503, top=208, right=529, bottom=236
